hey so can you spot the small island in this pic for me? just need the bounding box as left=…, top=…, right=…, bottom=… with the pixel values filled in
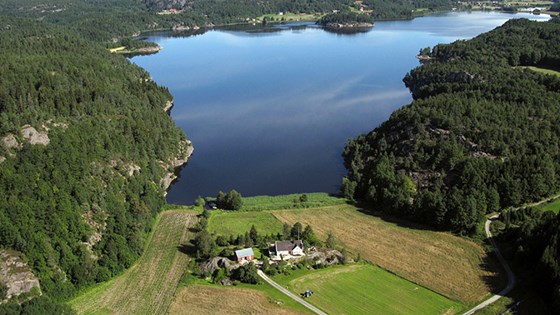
left=317, top=12, right=374, bottom=29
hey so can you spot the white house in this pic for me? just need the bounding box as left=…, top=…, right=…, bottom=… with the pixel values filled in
left=270, top=240, right=304, bottom=257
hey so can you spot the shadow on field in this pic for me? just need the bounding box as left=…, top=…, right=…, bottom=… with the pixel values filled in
left=178, top=243, right=196, bottom=256
left=479, top=237, right=507, bottom=295
left=354, top=202, right=439, bottom=232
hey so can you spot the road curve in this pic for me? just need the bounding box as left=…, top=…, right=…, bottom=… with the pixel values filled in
left=462, top=214, right=516, bottom=315
left=257, top=270, right=328, bottom=315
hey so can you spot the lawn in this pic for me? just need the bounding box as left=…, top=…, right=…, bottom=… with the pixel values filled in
left=283, top=264, right=464, bottom=315
left=69, top=210, right=197, bottom=315
left=208, top=210, right=284, bottom=237
left=273, top=205, right=502, bottom=303
left=535, top=197, right=560, bottom=213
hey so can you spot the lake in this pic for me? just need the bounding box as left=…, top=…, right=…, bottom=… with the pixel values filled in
left=132, top=11, right=550, bottom=205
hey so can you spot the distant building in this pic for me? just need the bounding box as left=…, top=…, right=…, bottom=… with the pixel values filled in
left=270, top=240, right=304, bottom=257
left=235, top=248, right=254, bottom=262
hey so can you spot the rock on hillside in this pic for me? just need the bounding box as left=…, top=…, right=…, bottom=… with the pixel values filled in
left=161, top=139, right=194, bottom=195
left=20, top=125, right=50, bottom=145
left=0, top=249, right=41, bottom=302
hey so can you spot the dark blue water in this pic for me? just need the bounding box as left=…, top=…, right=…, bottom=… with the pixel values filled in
left=132, top=11, right=550, bottom=205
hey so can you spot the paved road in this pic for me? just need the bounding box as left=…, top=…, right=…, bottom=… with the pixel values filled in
left=257, top=270, right=328, bottom=315
left=462, top=214, right=516, bottom=315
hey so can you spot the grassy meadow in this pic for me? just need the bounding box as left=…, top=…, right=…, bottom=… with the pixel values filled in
left=283, top=264, right=464, bottom=315
left=518, top=66, right=560, bottom=77
left=535, top=197, right=560, bottom=213
left=69, top=211, right=196, bottom=315
left=208, top=210, right=284, bottom=237
left=272, top=205, right=501, bottom=303
left=240, top=192, right=346, bottom=211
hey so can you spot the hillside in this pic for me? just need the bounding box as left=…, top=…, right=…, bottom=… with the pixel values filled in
left=0, top=17, right=191, bottom=311
left=343, top=18, right=560, bottom=235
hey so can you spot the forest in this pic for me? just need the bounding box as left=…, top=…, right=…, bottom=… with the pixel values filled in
left=343, top=17, right=560, bottom=311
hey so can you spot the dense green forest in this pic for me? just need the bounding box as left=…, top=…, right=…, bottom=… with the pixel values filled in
left=343, top=18, right=560, bottom=234
left=0, top=15, right=188, bottom=314
left=317, top=11, right=373, bottom=26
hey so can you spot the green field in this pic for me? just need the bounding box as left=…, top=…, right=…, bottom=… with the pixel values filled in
left=518, top=66, right=560, bottom=77
left=240, top=192, right=346, bottom=211
left=535, top=197, right=560, bottom=213
left=280, top=264, right=464, bottom=315
left=69, top=211, right=196, bottom=314
left=208, top=210, right=284, bottom=237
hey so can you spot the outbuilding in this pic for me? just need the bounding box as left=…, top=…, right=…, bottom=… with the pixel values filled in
left=235, top=248, right=254, bottom=262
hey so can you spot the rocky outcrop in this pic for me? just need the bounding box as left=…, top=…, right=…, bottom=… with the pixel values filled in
left=0, top=250, right=41, bottom=302
left=164, top=100, right=174, bottom=112
left=82, top=209, right=108, bottom=260
left=324, top=22, right=374, bottom=29
left=21, top=125, right=50, bottom=145
left=2, top=134, right=20, bottom=150
left=201, top=257, right=234, bottom=274
left=0, top=156, right=5, bottom=164
left=161, top=140, right=194, bottom=195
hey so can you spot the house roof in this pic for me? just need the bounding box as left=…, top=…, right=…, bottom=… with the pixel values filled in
left=275, top=240, right=303, bottom=252
left=235, top=248, right=254, bottom=258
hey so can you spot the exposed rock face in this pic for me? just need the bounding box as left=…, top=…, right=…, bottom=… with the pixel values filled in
left=201, top=257, right=233, bottom=274
left=0, top=250, right=41, bottom=302
left=2, top=134, right=20, bottom=150
left=306, top=249, right=346, bottom=266
left=164, top=100, right=174, bottom=112
left=20, top=125, right=50, bottom=145
left=0, top=156, right=5, bottom=164
left=82, top=209, right=108, bottom=260
left=109, top=159, right=141, bottom=177
left=161, top=140, right=194, bottom=195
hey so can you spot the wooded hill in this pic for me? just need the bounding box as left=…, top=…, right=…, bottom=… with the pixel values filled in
left=344, top=18, right=560, bottom=235
left=0, top=16, right=188, bottom=312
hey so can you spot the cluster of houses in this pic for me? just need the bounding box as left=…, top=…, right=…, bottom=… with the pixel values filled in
left=234, top=240, right=304, bottom=262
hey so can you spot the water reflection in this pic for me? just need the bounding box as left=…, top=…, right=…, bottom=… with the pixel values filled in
left=132, top=11, right=550, bottom=205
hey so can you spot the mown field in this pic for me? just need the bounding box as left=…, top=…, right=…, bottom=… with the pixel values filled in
left=517, top=66, right=560, bottom=77
left=169, top=285, right=307, bottom=315
left=69, top=211, right=197, bottom=315
left=272, top=205, right=501, bottom=303
left=208, top=210, right=284, bottom=237
left=239, top=192, right=346, bottom=211
left=285, top=264, right=463, bottom=315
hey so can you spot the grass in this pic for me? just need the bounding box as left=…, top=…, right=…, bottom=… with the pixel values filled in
left=272, top=205, right=502, bottom=303
left=240, top=192, right=346, bottom=211
left=69, top=210, right=197, bottom=315
left=208, top=210, right=284, bottom=237
left=281, top=264, right=464, bottom=315
left=535, top=197, right=560, bottom=213
left=169, top=283, right=308, bottom=314
left=517, top=66, right=560, bottom=77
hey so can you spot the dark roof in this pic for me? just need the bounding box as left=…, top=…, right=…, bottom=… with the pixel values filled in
left=275, top=240, right=303, bottom=252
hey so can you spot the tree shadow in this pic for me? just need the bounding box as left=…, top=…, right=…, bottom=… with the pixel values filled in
left=354, top=201, right=440, bottom=232
left=178, top=242, right=196, bottom=256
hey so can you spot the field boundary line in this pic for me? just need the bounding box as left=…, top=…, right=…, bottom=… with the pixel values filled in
left=257, top=270, right=328, bottom=315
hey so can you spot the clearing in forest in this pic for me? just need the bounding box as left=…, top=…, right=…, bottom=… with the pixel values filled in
left=69, top=210, right=196, bottom=315
left=273, top=205, right=502, bottom=303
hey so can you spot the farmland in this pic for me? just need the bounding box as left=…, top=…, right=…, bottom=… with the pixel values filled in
left=169, top=285, right=307, bottom=315
left=239, top=193, right=346, bottom=212
left=208, top=210, right=284, bottom=237
left=283, top=264, right=463, bottom=315
left=272, top=205, right=501, bottom=303
left=69, top=211, right=196, bottom=315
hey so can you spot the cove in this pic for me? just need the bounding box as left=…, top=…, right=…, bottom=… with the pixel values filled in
left=132, top=11, right=550, bottom=205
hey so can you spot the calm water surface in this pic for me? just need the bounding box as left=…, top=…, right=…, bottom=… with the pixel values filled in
left=132, top=11, right=549, bottom=205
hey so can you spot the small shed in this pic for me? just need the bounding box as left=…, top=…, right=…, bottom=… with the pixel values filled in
left=235, top=248, right=254, bottom=262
